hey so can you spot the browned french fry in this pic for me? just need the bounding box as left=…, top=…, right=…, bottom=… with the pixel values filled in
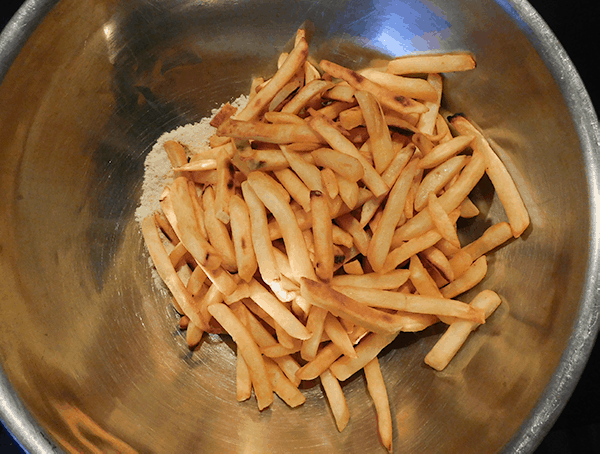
left=236, top=354, right=253, bottom=402
left=169, top=241, right=189, bottom=269
left=248, top=172, right=316, bottom=281
left=312, top=148, right=364, bottom=183
left=387, top=53, right=476, bottom=75
left=187, top=265, right=208, bottom=297
left=364, top=358, right=393, bottom=452
left=418, top=135, right=474, bottom=170
left=236, top=37, right=309, bottom=121
left=425, top=289, right=500, bottom=371
left=329, top=332, right=397, bottom=381
left=269, top=78, right=303, bottom=112
left=343, top=260, right=364, bottom=275
left=281, top=79, right=334, bottom=114
left=301, top=306, right=329, bottom=361
left=338, top=106, right=364, bottom=130
left=324, top=312, right=358, bottom=358
left=316, top=100, right=357, bottom=120
left=154, top=211, right=179, bottom=244
left=264, top=358, right=306, bottom=407
left=301, top=278, right=407, bottom=334
left=185, top=320, right=204, bottom=349
left=441, top=256, right=487, bottom=299
left=218, top=119, right=325, bottom=144
left=208, top=303, right=273, bottom=410
left=419, top=246, right=454, bottom=282
left=325, top=81, right=356, bottom=103
left=320, top=59, right=427, bottom=115
left=229, top=194, right=258, bottom=283
left=333, top=285, right=485, bottom=324
left=451, top=115, right=530, bottom=237
left=214, top=145, right=235, bottom=224
left=308, top=112, right=388, bottom=197
left=368, top=158, right=420, bottom=272
left=462, top=221, right=513, bottom=260
left=354, top=90, right=394, bottom=173
left=320, top=369, right=350, bottom=432
left=394, top=149, right=486, bottom=241
left=360, top=67, right=438, bottom=102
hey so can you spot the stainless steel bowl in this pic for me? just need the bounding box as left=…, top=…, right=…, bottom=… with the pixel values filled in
left=1, top=1, right=598, bottom=452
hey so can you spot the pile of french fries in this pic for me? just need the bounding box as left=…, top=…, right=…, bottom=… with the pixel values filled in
left=141, top=29, right=529, bottom=452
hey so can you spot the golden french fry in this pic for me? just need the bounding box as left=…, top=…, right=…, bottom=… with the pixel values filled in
left=409, top=254, right=444, bottom=298
left=210, top=103, right=238, bottom=128
left=248, top=172, right=316, bottom=281
left=269, top=78, right=303, bottom=112
left=338, top=106, right=364, bottom=130
left=463, top=221, right=513, bottom=260
left=368, top=158, right=420, bottom=272
left=173, top=159, right=217, bottom=172
left=236, top=37, right=309, bottom=121
left=360, top=67, right=438, bottom=102
left=428, top=193, right=461, bottom=248
left=329, top=332, right=397, bottom=381
left=229, top=194, right=258, bottom=283
left=451, top=115, right=530, bottom=237
left=312, top=148, right=364, bottom=183
left=305, top=60, right=322, bottom=83
left=394, top=149, right=486, bottom=241
left=236, top=353, right=253, bottom=402
left=207, top=303, right=273, bottom=410
left=460, top=196, right=480, bottom=218
left=214, top=145, right=235, bottom=224
left=416, top=73, right=442, bottom=135
left=418, top=135, right=474, bottom=170
left=320, top=369, right=350, bottom=432
left=281, top=79, right=335, bottom=114
left=334, top=172, right=360, bottom=210
left=202, top=186, right=237, bottom=272
left=316, top=100, right=357, bottom=121
left=310, top=190, right=335, bottom=283
left=331, top=269, right=410, bottom=289
left=354, top=90, right=394, bottom=173
left=264, top=358, right=306, bottom=407
left=425, top=289, right=500, bottom=371
left=364, top=358, right=393, bottom=452
left=343, top=259, right=364, bottom=275
left=324, top=312, right=358, bottom=358
left=274, top=168, right=312, bottom=212
left=319, top=59, right=427, bottom=115
left=163, top=140, right=188, bottom=168
left=281, top=145, right=323, bottom=191
left=325, top=81, right=356, bottom=103
left=414, top=155, right=469, bottom=211
left=386, top=229, right=443, bottom=273
left=187, top=265, right=208, bottom=297
left=301, top=305, right=329, bottom=361
left=334, top=213, right=371, bottom=256
left=264, top=111, right=306, bottom=125
left=441, top=256, right=487, bottom=299
left=240, top=181, right=281, bottom=284
left=261, top=342, right=301, bottom=358
left=419, top=246, right=454, bottom=282
left=296, top=342, right=344, bottom=381
left=321, top=167, right=340, bottom=200
left=387, top=53, right=476, bottom=75
left=301, top=278, right=406, bottom=334
left=333, top=285, right=485, bottom=324
left=168, top=177, right=223, bottom=271
left=248, top=279, right=311, bottom=340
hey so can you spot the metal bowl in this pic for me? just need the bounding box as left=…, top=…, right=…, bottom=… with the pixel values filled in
left=0, top=0, right=598, bottom=452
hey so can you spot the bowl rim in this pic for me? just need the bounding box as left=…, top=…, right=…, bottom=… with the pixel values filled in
left=0, top=1, right=599, bottom=453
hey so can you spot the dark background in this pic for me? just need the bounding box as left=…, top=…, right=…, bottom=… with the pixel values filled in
left=0, top=0, right=597, bottom=452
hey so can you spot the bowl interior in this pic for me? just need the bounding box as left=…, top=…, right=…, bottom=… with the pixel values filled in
left=0, top=0, right=593, bottom=452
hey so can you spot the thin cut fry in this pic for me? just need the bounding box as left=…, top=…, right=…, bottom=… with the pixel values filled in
left=364, top=358, right=393, bottom=453
left=320, top=369, right=350, bottom=432
left=229, top=194, right=258, bottom=282
left=441, top=256, right=488, bottom=299
left=387, top=53, right=476, bottom=75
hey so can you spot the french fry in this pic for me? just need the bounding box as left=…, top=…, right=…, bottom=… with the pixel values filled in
left=419, top=246, right=454, bottom=282
left=343, top=260, right=364, bottom=275
left=316, top=100, right=357, bottom=121
left=264, top=358, right=306, bottom=407
left=331, top=269, right=410, bottom=289
left=218, top=119, right=325, bottom=144
left=414, top=155, right=469, bottom=211
left=319, top=59, right=427, bottom=115
left=416, top=73, right=442, bottom=135
left=325, top=81, right=356, bottom=103
left=163, top=140, right=188, bottom=168
left=335, top=172, right=360, bottom=210
left=210, top=103, right=238, bottom=128
left=320, top=369, right=350, bottom=432
left=460, top=196, right=480, bottom=218
left=214, top=145, right=235, bottom=224
left=360, top=67, right=438, bottom=102
left=368, top=158, right=420, bottom=272
left=354, top=90, right=394, bottom=173
left=301, top=305, right=329, bottom=361
left=281, top=145, right=323, bottom=191
left=236, top=354, right=253, bottom=402
left=248, top=172, right=316, bottom=281
left=321, top=167, right=340, bottom=200
left=428, top=193, right=461, bottom=248
left=274, top=168, right=312, bottom=212
left=208, top=303, right=273, bottom=410
left=202, top=186, right=237, bottom=272
left=324, top=312, right=358, bottom=358
left=364, top=358, right=393, bottom=452
left=240, top=181, right=280, bottom=284
left=311, top=190, right=335, bottom=283
left=451, top=115, right=530, bottom=237
left=425, top=289, right=500, bottom=371
left=387, top=53, right=476, bottom=75
left=229, top=194, right=258, bottom=283
left=235, top=37, right=309, bottom=121
left=329, top=332, right=397, bottom=381
left=441, top=256, right=488, bottom=299
left=311, top=148, right=364, bottom=183
left=333, top=285, right=485, bottom=324
left=418, top=135, right=474, bottom=170
left=301, top=278, right=406, bottom=334
left=462, top=221, right=513, bottom=260
left=264, top=111, right=306, bottom=125
left=281, top=79, right=334, bottom=115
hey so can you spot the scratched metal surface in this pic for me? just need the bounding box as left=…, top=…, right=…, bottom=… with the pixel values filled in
left=0, top=0, right=598, bottom=453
